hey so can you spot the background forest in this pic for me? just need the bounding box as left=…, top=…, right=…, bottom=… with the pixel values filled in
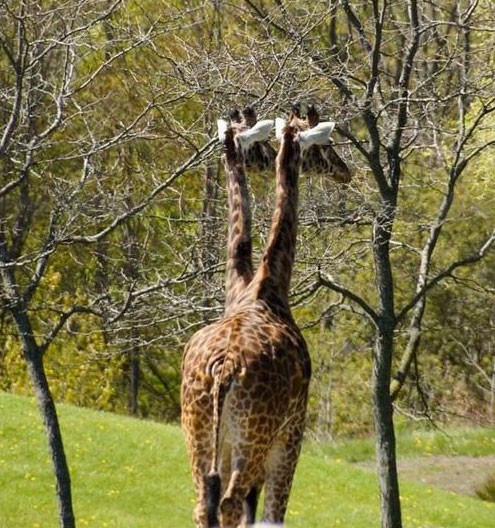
left=1, top=0, right=495, bottom=442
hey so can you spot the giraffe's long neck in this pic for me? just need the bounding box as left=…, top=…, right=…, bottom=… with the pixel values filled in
left=223, top=127, right=253, bottom=313
left=251, top=126, right=301, bottom=313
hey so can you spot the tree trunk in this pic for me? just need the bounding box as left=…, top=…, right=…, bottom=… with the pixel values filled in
left=372, top=201, right=402, bottom=528
left=123, top=206, right=141, bottom=416
left=373, top=327, right=402, bottom=528
left=128, top=332, right=140, bottom=416
left=490, top=351, right=495, bottom=426
left=11, top=305, right=76, bottom=528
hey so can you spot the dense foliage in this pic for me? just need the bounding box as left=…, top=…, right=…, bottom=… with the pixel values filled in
left=1, top=0, right=494, bottom=439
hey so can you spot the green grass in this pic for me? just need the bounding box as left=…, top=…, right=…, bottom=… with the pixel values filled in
left=1, top=391, right=494, bottom=527
left=310, top=424, right=495, bottom=462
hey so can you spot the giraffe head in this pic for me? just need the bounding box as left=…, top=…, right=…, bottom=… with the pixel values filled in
left=280, top=103, right=351, bottom=183
left=220, top=107, right=276, bottom=172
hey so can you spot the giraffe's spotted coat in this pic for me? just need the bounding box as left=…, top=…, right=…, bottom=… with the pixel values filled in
left=181, top=113, right=347, bottom=527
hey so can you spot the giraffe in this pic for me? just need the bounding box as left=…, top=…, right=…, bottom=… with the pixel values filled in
left=181, top=108, right=340, bottom=527
left=290, top=102, right=351, bottom=183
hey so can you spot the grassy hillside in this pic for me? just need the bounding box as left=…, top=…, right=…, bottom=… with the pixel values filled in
left=1, top=392, right=494, bottom=528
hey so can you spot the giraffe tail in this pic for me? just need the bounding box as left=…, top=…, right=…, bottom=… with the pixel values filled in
left=206, top=355, right=235, bottom=527
left=205, top=371, right=223, bottom=527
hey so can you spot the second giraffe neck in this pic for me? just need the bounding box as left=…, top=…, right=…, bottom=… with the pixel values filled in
left=251, top=128, right=300, bottom=312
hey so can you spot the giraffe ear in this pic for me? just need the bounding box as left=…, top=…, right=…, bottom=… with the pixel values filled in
left=298, top=121, right=336, bottom=149
left=217, top=119, right=229, bottom=142
left=275, top=117, right=287, bottom=141
left=236, top=119, right=274, bottom=150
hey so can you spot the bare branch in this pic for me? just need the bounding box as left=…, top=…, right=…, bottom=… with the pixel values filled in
left=318, top=271, right=378, bottom=326
left=63, top=136, right=219, bottom=244
left=398, top=229, right=495, bottom=324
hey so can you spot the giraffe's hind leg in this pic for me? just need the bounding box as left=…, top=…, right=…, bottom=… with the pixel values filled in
left=187, top=450, right=216, bottom=528
left=261, top=420, right=305, bottom=524
left=220, top=481, right=261, bottom=527
left=220, top=443, right=267, bottom=527
left=181, top=393, right=218, bottom=527
left=186, top=439, right=217, bottom=527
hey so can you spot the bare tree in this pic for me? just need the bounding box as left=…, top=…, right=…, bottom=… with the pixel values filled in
left=0, top=2, right=216, bottom=525
left=237, top=1, right=495, bottom=527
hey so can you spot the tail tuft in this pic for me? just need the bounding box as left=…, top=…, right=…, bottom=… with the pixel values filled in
left=206, top=471, right=221, bottom=527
